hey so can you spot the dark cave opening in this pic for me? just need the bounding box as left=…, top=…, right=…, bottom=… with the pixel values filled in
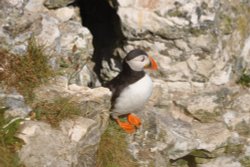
left=75, top=0, right=125, bottom=84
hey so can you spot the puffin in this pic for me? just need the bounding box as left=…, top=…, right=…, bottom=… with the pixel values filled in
left=106, top=49, right=158, bottom=133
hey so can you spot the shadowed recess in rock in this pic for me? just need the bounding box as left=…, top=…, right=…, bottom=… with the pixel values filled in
left=170, top=155, right=197, bottom=167
left=75, top=0, right=125, bottom=83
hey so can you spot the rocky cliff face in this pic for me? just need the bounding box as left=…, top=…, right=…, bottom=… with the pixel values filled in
left=115, top=0, right=250, bottom=166
left=0, top=0, right=250, bottom=167
left=17, top=77, right=111, bottom=167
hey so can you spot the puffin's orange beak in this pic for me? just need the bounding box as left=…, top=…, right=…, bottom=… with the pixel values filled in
left=145, top=55, right=158, bottom=70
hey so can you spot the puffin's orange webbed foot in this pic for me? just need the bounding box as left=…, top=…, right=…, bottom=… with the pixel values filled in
left=115, top=119, right=135, bottom=133
left=127, top=114, right=141, bottom=128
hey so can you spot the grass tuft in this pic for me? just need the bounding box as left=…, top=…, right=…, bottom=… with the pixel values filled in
left=96, top=120, right=139, bottom=167
left=236, top=70, right=250, bottom=87
left=0, top=37, right=54, bottom=102
left=32, top=97, right=82, bottom=127
left=0, top=105, right=24, bottom=167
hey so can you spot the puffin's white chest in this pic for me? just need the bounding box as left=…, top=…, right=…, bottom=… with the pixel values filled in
left=113, top=74, right=153, bottom=115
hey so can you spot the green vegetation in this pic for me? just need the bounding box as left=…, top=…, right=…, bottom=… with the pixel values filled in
left=0, top=37, right=54, bottom=102
left=32, top=97, right=82, bottom=127
left=236, top=70, right=250, bottom=87
left=188, top=27, right=206, bottom=37
left=96, top=121, right=139, bottom=167
left=224, top=144, right=244, bottom=156
left=240, top=156, right=250, bottom=167
left=0, top=37, right=56, bottom=166
left=224, top=142, right=250, bottom=167
left=0, top=106, right=24, bottom=167
left=220, top=14, right=233, bottom=35
left=168, top=9, right=187, bottom=18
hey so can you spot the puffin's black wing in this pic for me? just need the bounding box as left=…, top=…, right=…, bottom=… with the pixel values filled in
left=105, top=62, right=145, bottom=109
left=105, top=72, right=129, bottom=108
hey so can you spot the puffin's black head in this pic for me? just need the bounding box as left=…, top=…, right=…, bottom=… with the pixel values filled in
left=125, top=49, right=158, bottom=71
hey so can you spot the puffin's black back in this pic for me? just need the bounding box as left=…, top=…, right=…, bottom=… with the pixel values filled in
left=106, top=59, right=145, bottom=109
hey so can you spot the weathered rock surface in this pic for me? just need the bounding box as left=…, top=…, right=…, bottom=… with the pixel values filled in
left=44, top=0, right=74, bottom=9
left=0, top=89, right=31, bottom=118
left=1, top=0, right=250, bottom=167
left=0, top=0, right=95, bottom=87
left=114, top=1, right=250, bottom=166
left=116, top=0, right=250, bottom=90
left=17, top=77, right=111, bottom=167
left=199, top=156, right=242, bottom=167
left=127, top=84, right=250, bottom=167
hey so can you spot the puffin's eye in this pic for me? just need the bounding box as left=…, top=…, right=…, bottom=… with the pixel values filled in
left=141, top=56, right=145, bottom=62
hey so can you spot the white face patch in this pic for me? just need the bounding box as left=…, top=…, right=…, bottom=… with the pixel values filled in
left=126, top=55, right=150, bottom=71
